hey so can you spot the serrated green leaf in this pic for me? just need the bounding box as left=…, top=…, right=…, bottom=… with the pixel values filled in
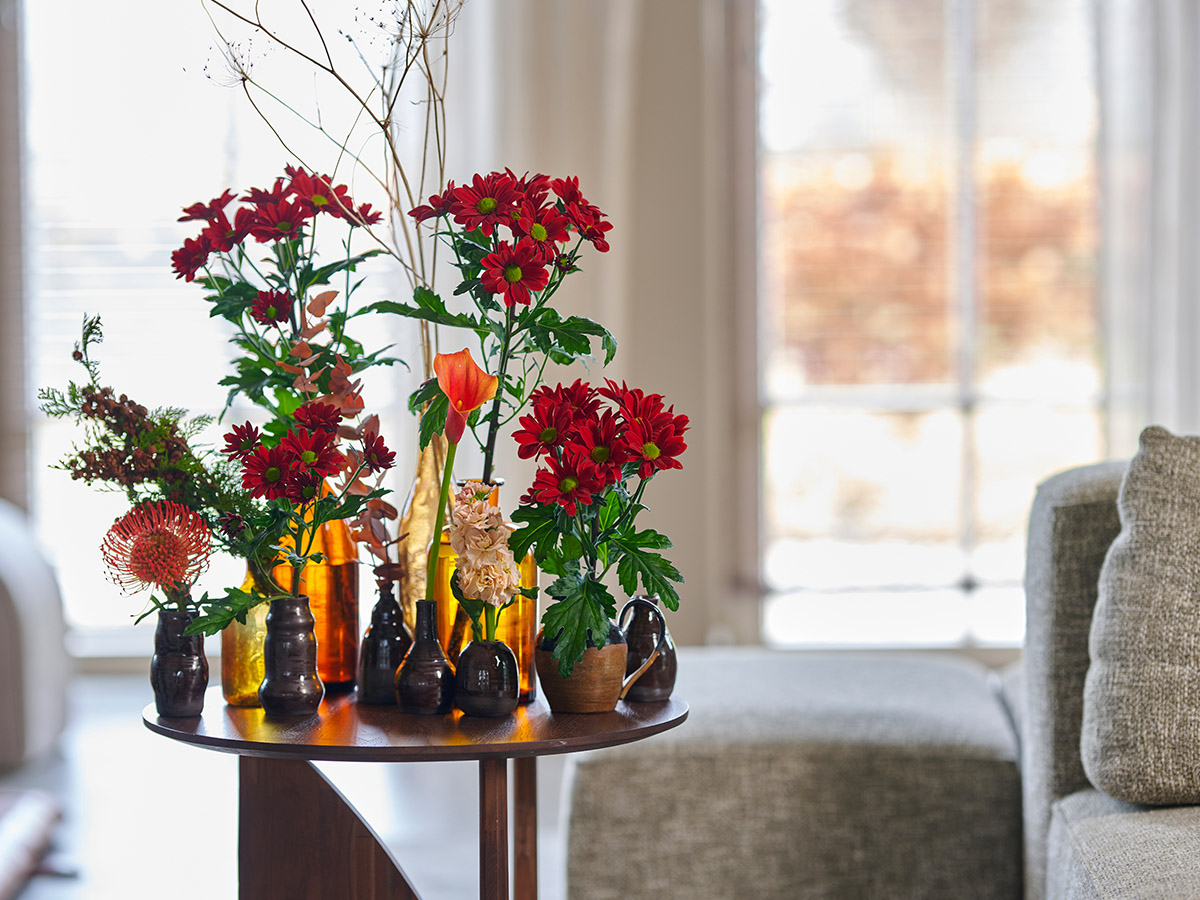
left=419, top=393, right=449, bottom=450
left=509, top=505, right=559, bottom=562
left=613, top=538, right=683, bottom=611
left=541, top=573, right=615, bottom=677
left=408, top=377, right=441, bottom=414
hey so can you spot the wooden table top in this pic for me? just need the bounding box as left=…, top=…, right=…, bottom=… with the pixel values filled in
left=143, top=688, right=688, bottom=763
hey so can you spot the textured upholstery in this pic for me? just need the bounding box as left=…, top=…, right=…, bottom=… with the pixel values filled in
left=1046, top=788, right=1200, bottom=900
left=1022, top=460, right=1125, bottom=900
left=1082, top=426, right=1200, bottom=804
left=0, top=499, right=67, bottom=770
left=566, top=649, right=1021, bottom=900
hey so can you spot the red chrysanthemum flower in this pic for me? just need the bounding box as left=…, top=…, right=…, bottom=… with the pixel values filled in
left=353, top=202, right=383, bottom=226
left=408, top=180, right=457, bottom=222
left=248, top=199, right=311, bottom=242
left=450, top=172, right=520, bottom=236
left=221, top=421, right=261, bottom=460
left=565, top=203, right=613, bottom=252
left=513, top=400, right=576, bottom=460
left=521, top=453, right=603, bottom=516
left=575, top=409, right=630, bottom=485
left=479, top=240, right=550, bottom=307
left=361, top=431, right=396, bottom=473
left=286, top=469, right=323, bottom=504
left=280, top=427, right=343, bottom=479
left=170, top=235, right=210, bottom=282
left=101, top=500, right=211, bottom=597
left=513, top=202, right=570, bottom=262
left=289, top=168, right=353, bottom=218
left=242, top=177, right=290, bottom=206
left=506, top=169, right=551, bottom=208
left=178, top=189, right=236, bottom=223
left=599, top=380, right=668, bottom=425
left=623, top=414, right=689, bottom=479
left=242, top=445, right=293, bottom=501
left=199, top=209, right=252, bottom=254
left=250, top=290, right=293, bottom=326
left=294, top=401, right=342, bottom=434
left=551, top=175, right=587, bottom=208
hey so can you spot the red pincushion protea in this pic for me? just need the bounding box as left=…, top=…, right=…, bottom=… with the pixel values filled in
left=102, top=501, right=211, bottom=598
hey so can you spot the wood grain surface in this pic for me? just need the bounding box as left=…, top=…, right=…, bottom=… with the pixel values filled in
left=143, top=688, right=688, bottom=762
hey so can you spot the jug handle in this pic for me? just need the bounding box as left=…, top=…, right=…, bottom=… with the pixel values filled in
left=617, top=596, right=667, bottom=701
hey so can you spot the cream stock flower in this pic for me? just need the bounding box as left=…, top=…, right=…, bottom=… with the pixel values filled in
left=457, top=551, right=521, bottom=607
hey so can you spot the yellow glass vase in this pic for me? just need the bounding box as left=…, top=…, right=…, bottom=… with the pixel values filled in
left=220, top=568, right=269, bottom=707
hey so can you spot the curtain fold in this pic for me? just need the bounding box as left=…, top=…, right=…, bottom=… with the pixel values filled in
left=1100, top=0, right=1200, bottom=454
left=487, top=0, right=761, bottom=644
left=0, top=0, right=27, bottom=511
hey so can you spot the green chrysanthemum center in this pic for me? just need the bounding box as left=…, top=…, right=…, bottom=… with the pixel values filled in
left=538, top=426, right=558, bottom=443
left=265, top=305, right=278, bottom=319
left=591, top=446, right=610, bottom=464
left=300, top=450, right=318, bottom=465
left=504, top=265, right=523, bottom=283
left=531, top=223, right=548, bottom=242
left=313, top=195, right=328, bottom=206
left=264, top=465, right=282, bottom=483
left=478, top=196, right=498, bottom=214
left=276, top=221, right=292, bottom=232
left=641, top=442, right=661, bottom=460
left=559, top=476, right=578, bottom=493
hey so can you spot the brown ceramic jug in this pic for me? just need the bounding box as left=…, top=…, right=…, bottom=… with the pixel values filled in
left=620, top=595, right=677, bottom=702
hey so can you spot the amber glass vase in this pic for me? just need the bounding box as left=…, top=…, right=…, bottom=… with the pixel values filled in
left=434, top=482, right=538, bottom=703
left=220, top=568, right=270, bottom=707
left=272, top=492, right=360, bottom=689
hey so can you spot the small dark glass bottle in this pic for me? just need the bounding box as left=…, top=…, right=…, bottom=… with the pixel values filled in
left=357, top=580, right=412, bottom=705
left=394, top=600, right=455, bottom=714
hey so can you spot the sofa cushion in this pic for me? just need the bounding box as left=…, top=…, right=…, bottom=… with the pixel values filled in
left=1047, top=788, right=1200, bottom=900
left=566, top=648, right=1021, bottom=900
left=1081, top=426, right=1200, bottom=804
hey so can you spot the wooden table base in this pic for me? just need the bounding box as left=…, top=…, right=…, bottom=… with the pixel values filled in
left=239, top=755, right=538, bottom=900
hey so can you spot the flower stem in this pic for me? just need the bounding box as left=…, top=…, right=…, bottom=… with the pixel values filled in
left=480, top=303, right=515, bottom=484
left=424, top=439, right=459, bottom=604
left=484, top=603, right=498, bottom=642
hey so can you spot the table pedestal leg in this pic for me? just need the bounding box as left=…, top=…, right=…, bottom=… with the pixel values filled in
left=239, top=756, right=421, bottom=900
left=514, top=757, right=537, bottom=899
left=479, top=758, right=509, bottom=900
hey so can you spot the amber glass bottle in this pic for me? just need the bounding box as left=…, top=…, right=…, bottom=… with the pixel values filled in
left=220, top=568, right=270, bottom=707
left=272, top=497, right=360, bottom=689
left=434, top=482, right=538, bottom=703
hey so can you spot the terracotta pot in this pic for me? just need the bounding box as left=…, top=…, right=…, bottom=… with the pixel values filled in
left=455, top=640, right=519, bottom=717
left=151, top=608, right=208, bottom=717
left=535, top=624, right=631, bottom=714
left=258, top=595, right=324, bottom=717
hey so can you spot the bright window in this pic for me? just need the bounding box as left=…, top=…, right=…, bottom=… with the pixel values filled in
left=758, top=0, right=1103, bottom=646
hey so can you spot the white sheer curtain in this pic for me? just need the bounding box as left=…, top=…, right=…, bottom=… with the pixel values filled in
left=482, top=0, right=761, bottom=645
left=1099, top=0, right=1200, bottom=455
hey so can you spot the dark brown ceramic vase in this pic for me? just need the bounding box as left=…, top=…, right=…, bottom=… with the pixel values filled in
left=357, top=581, right=412, bottom=705
left=394, top=600, right=455, bottom=714
left=455, top=640, right=519, bottom=717
left=621, top=595, right=677, bottom=701
left=151, top=608, right=208, bottom=717
left=258, top=595, right=324, bottom=717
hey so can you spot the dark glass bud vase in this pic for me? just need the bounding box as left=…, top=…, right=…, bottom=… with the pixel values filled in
left=455, top=639, right=519, bottom=717
left=151, top=608, right=208, bottom=717
left=357, top=581, right=412, bottom=705
left=394, top=600, right=455, bottom=714
left=258, top=595, right=324, bottom=717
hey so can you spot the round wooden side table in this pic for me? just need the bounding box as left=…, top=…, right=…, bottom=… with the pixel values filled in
left=144, top=688, right=688, bottom=900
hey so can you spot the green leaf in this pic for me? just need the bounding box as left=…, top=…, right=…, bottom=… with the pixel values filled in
left=509, top=505, right=560, bottom=563
left=364, top=295, right=485, bottom=333
left=183, top=586, right=272, bottom=637
left=613, top=535, right=683, bottom=612
left=541, top=573, right=616, bottom=677
left=408, top=377, right=441, bottom=414
left=419, top=393, right=448, bottom=450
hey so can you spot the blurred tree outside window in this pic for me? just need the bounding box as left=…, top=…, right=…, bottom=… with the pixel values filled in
left=759, top=0, right=1102, bottom=646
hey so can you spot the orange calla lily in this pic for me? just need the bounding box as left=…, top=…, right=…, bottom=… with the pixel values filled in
left=434, top=348, right=498, bottom=444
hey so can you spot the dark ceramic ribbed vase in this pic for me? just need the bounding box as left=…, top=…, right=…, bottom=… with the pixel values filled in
left=357, top=582, right=412, bottom=705
left=455, top=639, right=519, bottom=717
left=150, top=608, right=208, bottom=717
left=258, top=595, right=324, bottom=717
left=394, top=600, right=455, bottom=714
